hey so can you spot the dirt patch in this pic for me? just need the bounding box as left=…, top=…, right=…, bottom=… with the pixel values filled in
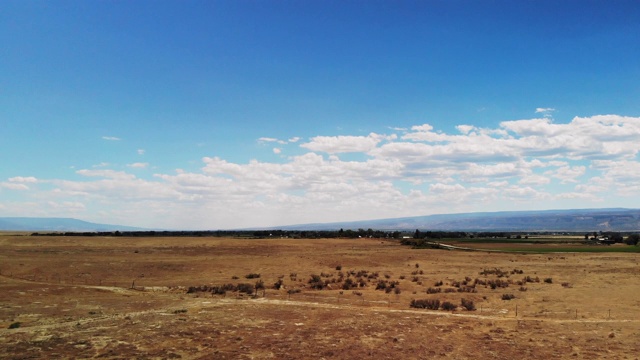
left=1, top=235, right=639, bottom=359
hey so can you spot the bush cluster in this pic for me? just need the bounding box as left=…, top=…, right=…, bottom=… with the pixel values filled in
left=461, top=298, right=476, bottom=311
left=410, top=299, right=440, bottom=310
left=501, top=293, right=516, bottom=300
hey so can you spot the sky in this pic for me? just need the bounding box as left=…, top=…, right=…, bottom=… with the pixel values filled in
left=1, top=0, right=640, bottom=229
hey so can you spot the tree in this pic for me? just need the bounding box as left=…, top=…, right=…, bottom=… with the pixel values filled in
left=624, top=234, right=640, bottom=246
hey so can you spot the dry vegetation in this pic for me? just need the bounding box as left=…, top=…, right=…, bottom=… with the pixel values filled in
left=1, top=234, right=639, bottom=359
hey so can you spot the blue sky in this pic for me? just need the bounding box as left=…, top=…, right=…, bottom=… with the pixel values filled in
left=2, top=0, right=640, bottom=229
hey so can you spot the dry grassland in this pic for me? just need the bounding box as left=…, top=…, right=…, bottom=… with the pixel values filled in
left=1, top=235, right=639, bottom=359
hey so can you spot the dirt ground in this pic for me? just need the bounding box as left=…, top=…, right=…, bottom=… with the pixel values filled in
left=1, top=235, right=639, bottom=359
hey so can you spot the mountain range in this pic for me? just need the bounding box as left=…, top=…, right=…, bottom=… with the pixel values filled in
left=273, top=208, right=640, bottom=232
left=0, top=217, right=145, bottom=232
left=1, top=208, right=639, bottom=232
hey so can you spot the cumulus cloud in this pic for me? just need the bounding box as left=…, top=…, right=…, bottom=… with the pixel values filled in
left=3, top=114, right=640, bottom=229
left=301, top=133, right=395, bottom=153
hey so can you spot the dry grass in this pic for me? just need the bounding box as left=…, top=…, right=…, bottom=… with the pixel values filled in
left=1, top=235, right=639, bottom=359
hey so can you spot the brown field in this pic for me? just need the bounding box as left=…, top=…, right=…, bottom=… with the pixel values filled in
left=1, top=235, right=639, bottom=359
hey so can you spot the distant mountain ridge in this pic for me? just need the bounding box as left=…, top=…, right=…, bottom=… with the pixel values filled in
left=274, top=208, right=640, bottom=232
left=0, top=217, right=146, bottom=232
left=2, top=208, right=640, bottom=232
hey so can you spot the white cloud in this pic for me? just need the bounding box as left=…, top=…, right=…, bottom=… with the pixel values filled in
left=1, top=182, right=30, bottom=190
left=76, top=169, right=136, bottom=180
left=548, top=165, right=586, bottom=184
left=3, top=114, right=639, bottom=229
left=288, top=137, right=301, bottom=143
left=535, top=107, right=555, bottom=114
left=456, top=125, right=476, bottom=134
left=259, top=137, right=286, bottom=144
left=1, top=177, right=38, bottom=190
left=137, top=149, right=145, bottom=155
left=301, top=133, right=394, bottom=153
left=102, top=136, right=121, bottom=141
left=127, top=162, right=149, bottom=169
left=8, top=176, right=38, bottom=183
left=519, top=174, right=551, bottom=185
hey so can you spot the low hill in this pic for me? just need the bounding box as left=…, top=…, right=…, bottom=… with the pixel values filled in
left=276, top=208, right=640, bottom=232
left=0, top=217, right=145, bottom=232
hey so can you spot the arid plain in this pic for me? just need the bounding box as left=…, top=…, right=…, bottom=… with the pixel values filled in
left=1, top=234, right=639, bottom=359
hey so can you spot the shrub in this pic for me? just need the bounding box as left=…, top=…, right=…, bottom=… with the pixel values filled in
left=461, top=298, right=476, bottom=311
left=336, top=265, right=342, bottom=270
left=441, top=301, right=457, bottom=311
left=457, top=286, right=477, bottom=293
left=518, top=286, right=527, bottom=292
left=394, top=287, right=401, bottom=295
left=273, top=279, right=284, bottom=290
left=399, top=275, right=406, bottom=280
left=342, top=278, right=355, bottom=290
left=434, top=280, right=444, bottom=287
left=245, top=273, right=261, bottom=279
left=410, top=299, right=440, bottom=310
left=308, top=274, right=324, bottom=289
left=480, top=268, right=508, bottom=277
left=501, top=294, right=516, bottom=300
left=8, top=322, right=21, bottom=329
left=231, top=275, right=239, bottom=280
left=488, top=279, right=510, bottom=289
left=544, top=277, right=553, bottom=284
left=287, top=288, right=301, bottom=294
left=561, top=282, right=572, bottom=288
left=426, top=287, right=442, bottom=294
left=376, top=280, right=388, bottom=290
left=237, top=283, right=254, bottom=294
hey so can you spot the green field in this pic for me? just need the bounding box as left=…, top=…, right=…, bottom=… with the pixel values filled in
left=412, top=237, right=640, bottom=253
